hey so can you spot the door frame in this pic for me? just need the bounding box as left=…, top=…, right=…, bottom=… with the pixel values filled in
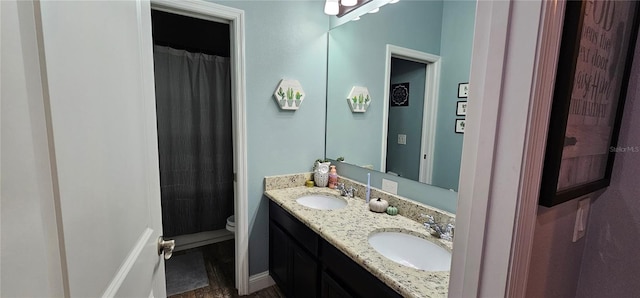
left=449, top=0, right=563, bottom=296
left=149, top=0, right=249, bottom=294
left=380, top=45, right=440, bottom=184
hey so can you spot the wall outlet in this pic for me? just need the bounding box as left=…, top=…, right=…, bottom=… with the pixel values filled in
left=572, top=198, right=591, bottom=242
left=397, top=134, right=406, bottom=145
left=381, top=178, right=398, bottom=194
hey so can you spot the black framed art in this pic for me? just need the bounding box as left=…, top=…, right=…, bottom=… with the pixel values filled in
left=539, top=0, right=640, bottom=207
left=455, top=119, right=465, bottom=134
left=390, top=82, right=410, bottom=107
left=456, top=101, right=467, bottom=116
left=457, top=83, right=469, bottom=98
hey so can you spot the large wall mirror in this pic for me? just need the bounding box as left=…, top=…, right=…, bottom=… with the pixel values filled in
left=325, top=0, right=476, bottom=191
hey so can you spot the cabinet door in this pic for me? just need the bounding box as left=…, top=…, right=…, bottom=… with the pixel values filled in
left=269, top=221, right=290, bottom=294
left=322, top=240, right=403, bottom=298
left=292, top=242, right=318, bottom=298
left=321, top=271, right=354, bottom=298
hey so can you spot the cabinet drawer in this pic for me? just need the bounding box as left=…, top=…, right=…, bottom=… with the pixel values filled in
left=269, top=200, right=318, bottom=257
left=322, top=240, right=402, bottom=298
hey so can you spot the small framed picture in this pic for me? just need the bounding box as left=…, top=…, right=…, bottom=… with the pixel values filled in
left=390, top=82, right=410, bottom=107
left=455, top=119, right=465, bottom=134
left=456, top=101, right=467, bottom=116
left=458, top=83, right=469, bottom=98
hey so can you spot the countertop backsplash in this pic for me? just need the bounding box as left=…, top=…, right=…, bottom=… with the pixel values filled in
left=264, top=172, right=455, bottom=227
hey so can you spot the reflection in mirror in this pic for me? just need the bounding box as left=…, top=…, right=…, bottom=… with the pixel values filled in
left=325, top=0, right=476, bottom=191
left=386, top=56, right=431, bottom=183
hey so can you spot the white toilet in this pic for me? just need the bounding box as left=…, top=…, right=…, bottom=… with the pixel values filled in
left=226, top=215, right=235, bottom=233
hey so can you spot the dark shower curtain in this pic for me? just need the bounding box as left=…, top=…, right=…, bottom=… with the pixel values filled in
left=153, top=45, right=234, bottom=237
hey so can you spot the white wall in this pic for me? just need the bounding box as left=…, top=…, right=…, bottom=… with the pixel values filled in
left=575, top=27, right=640, bottom=298
left=526, top=199, right=591, bottom=297
left=210, top=0, right=329, bottom=275
left=527, top=10, right=640, bottom=298
left=0, top=0, right=65, bottom=296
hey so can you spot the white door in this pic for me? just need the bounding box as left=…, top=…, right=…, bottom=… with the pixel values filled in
left=37, top=1, right=167, bottom=296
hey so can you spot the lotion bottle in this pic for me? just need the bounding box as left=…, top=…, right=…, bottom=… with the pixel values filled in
left=328, top=165, right=338, bottom=189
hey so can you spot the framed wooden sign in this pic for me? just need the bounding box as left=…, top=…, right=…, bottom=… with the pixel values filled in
left=540, top=0, right=640, bottom=207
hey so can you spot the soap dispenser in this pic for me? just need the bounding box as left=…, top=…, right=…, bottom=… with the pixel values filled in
left=328, top=165, right=338, bottom=189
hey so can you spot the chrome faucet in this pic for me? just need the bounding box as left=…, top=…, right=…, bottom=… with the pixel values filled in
left=336, top=183, right=356, bottom=198
left=422, top=214, right=454, bottom=241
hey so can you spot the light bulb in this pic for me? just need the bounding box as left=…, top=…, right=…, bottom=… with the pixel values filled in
left=342, top=0, right=357, bottom=6
left=368, top=7, right=380, bottom=13
left=353, top=16, right=361, bottom=21
left=324, top=0, right=339, bottom=15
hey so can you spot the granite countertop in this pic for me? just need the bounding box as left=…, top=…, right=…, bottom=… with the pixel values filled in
left=264, top=186, right=451, bottom=298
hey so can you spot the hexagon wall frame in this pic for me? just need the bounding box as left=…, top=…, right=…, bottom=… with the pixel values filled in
left=347, top=86, right=370, bottom=113
left=274, top=79, right=305, bottom=110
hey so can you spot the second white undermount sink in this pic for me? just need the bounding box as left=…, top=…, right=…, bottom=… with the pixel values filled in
left=296, top=194, right=347, bottom=210
left=368, top=231, right=451, bottom=271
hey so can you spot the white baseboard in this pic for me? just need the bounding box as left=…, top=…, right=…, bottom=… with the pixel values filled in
left=173, top=229, right=234, bottom=252
left=248, top=271, right=274, bottom=294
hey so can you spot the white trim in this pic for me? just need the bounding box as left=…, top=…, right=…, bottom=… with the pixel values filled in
left=506, top=0, right=566, bottom=296
left=102, top=228, right=153, bottom=298
left=381, top=45, right=440, bottom=183
left=173, top=229, right=234, bottom=252
left=32, top=0, right=72, bottom=296
left=419, top=56, right=440, bottom=184
left=248, top=271, right=275, bottom=294
left=450, top=0, right=555, bottom=296
left=149, top=0, right=249, bottom=295
left=448, top=1, right=512, bottom=297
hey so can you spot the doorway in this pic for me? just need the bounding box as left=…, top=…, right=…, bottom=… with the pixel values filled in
left=386, top=57, right=428, bottom=181
left=149, top=0, right=249, bottom=295
left=151, top=9, right=234, bottom=296
left=381, top=45, right=441, bottom=184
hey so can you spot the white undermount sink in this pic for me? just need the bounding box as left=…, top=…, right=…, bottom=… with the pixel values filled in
left=296, top=194, right=347, bottom=210
left=368, top=231, right=451, bottom=271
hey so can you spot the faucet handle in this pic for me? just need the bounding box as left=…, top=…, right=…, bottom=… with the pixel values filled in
left=348, top=186, right=356, bottom=196
left=421, top=214, right=435, bottom=223
left=440, top=223, right=455, bottom=241
left=445, top=223, right=454, bottom=235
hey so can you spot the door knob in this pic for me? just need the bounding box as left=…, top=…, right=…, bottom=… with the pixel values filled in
left=157, top=237, right=175, bottom=260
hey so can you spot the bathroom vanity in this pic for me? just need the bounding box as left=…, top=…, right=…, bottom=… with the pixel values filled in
left=265, top=174, right=453, bottom=298
left=269, top=200, right=401, bottom=298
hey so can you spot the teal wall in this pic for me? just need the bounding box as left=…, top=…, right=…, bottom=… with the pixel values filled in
left=211, top=1, right=328, bottom=276
left=207, top=0, right=475, bottom=277
left=325, top=0, right=444, bottom=169
left=386, top=58, right=426, bottom=181
left=432, top=0, right=476, bottom=190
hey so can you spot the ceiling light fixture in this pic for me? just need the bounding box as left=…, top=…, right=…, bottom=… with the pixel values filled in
left=368, top=7, right=380, bottom=13
left=341, top=0, right=357, bottom=7
left=324, top=0, right=339, bottom=15
left=389, top=0, right=400, bottom=4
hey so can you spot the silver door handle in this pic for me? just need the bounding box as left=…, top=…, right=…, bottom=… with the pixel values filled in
left=157, top=237, right=175, bottom=260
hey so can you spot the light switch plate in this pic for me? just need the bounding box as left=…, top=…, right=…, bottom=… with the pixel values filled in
left=381, top=178, right=398, bottom=194
left=398, top=134, right=406, bottom=145
left=572, top=198, right=591, bottom=242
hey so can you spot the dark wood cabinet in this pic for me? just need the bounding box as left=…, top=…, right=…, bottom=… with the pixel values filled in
left=269, top=202, right=319, bottom=298
left=268, top=200, right=402, bottom=298
left=291, top=243, right=318, bottom=297
left=269, top=222, right=292, bottom=291
left=321, top=240, right=402, bottom=298
left=321, top=271, right=354, bottom=298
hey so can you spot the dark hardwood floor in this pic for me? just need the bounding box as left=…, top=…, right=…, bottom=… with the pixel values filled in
left=168, top=240, right=284, bottom=298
